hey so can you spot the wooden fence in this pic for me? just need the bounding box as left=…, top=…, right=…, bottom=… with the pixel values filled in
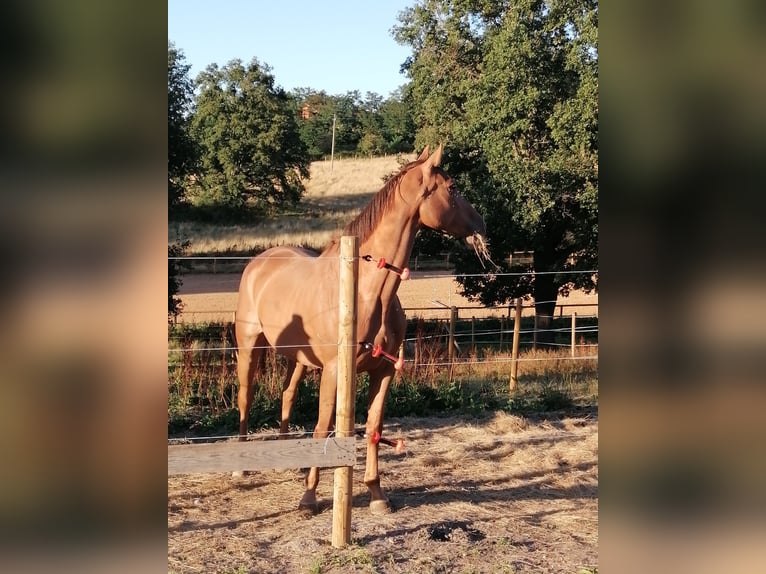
left=168, top=237, right=361, bottom=548
left=168, top=437, right=355, bottom=475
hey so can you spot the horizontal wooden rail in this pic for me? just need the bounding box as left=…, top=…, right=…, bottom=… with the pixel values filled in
left=168, top=436, right=356, bottom=475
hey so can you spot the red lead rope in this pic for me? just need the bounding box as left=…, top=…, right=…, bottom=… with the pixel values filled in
left=355, top=429, right=405, bottom=453
left=361, top=254, right=410, bottom=280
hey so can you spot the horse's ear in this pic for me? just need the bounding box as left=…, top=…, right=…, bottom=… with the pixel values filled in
left=417, top=145, right=430, bottom=161
left=431, top=143, right=443, bottom=167
left=421, top=143, right=444, bottom=178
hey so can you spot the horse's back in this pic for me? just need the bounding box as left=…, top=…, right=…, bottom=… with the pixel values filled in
left=236, top=245, right=337, bottom=366
left=237, top=246, right=318, bottom=312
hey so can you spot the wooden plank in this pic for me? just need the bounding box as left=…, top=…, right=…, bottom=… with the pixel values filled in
left=168, top=437, right=356, bottom=475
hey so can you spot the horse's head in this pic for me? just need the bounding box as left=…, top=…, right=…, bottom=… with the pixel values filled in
left=403, top=144, right=490, bottom=262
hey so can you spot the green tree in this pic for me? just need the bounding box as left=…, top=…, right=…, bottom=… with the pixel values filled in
left=293, top=88, right=415, bottom=157
left=168, top=240, right=190, bottom=323
left=293, top=88, right=336, bottom=160
left=358, top=91, right=386, bottom=156
left=379, top=87, right=416, bottom=153
left=395, top=0, right=598, bottom=343
left=190, top=59, right=309, bottom=212
left=168, top=42, right=198, bottom=212
left=333, top=91, right=363, bottom=154
left=292, top=89, right=363, bottom=159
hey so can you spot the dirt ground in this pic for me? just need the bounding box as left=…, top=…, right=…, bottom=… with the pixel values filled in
left=176, top=272, right=599, bottom=323
left=168, top=412, right=598, bottom=573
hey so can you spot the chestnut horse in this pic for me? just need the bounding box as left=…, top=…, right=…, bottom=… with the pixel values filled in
left=235, top=144, right=488, bottom=514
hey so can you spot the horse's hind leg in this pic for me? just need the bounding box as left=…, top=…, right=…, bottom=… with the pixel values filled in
left=233, top=324, right=267, bottom=477
left=236, top=335, right=266, bottom=437
left=280, top=360, right=305, bottom=437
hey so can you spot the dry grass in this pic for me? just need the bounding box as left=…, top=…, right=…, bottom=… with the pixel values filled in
left=171, top=154, right=414, bottom=256
left=168, top=412, right=598, bottom=573
left=303, top=154, right=413, bottom=199
left=476, top=346, right=599, bottom=378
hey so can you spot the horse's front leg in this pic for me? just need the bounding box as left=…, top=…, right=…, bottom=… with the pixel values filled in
left=372, top=281, right=403, bottom=356
left=299, top=363, right=337, bottom=514
left=364, top=364, right=395, bottom=514
left=280, top=360, right=305, bottom=437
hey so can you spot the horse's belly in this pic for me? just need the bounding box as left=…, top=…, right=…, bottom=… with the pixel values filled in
left=256, top=280, right=337, bottom=368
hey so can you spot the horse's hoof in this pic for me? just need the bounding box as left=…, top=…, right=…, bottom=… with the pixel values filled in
left=298, top=492, right=319, bottom=515
left=298, top=502, right=319, bottom=516
left=369, top=499, right=393, bottom=515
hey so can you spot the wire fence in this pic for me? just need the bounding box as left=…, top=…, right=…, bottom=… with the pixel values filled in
left=171, top=253, right=597, bottom=278
left=174, top=297, right=598, bottom=321
left=169, top=294, right=598, bottom=360
left=168, top=265, right=598, bottom=425
left=168, top=312, right=598, bottom=370
left=166, top=324, right=600, bottom=356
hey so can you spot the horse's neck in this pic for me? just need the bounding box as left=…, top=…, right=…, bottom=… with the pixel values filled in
left=358, top=211, right=420, bottom=307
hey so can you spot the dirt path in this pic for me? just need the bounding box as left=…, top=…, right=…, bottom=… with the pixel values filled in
left=177, top=272, right=598, bottom=323
left=168, top=412, right=598, bottom=573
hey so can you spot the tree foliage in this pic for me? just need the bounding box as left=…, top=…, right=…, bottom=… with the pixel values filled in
left=168, top=240, right=190, bottom=323
left=292, top=88, right=415, bottom=160
left=293, top=88, right=335, bottom=159
left=394, top=0, right=598, bottom=341
left=168, top=43, right=416, bottom=217
left=168, top=42, right=198, bottom=213
left=379, top=86, right=417, bottom=153
left=190, top=59, right=310, bottom=212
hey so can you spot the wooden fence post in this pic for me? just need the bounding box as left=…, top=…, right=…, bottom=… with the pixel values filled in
left=448, top=306, right=457, bottom=363
left=510, top=298, right=522, bottom=391
left=332, top=236, right=358, bottom=548
left=499, top=317, right=505, bottom=350
left=448, top=306, right=458, bottom=381
left=221, top=325, right=228, bottom=388
left=413, top=326, right=420, bottom=373
left=470, top=316, right=476, bottom=355
left=571, top=312, right=577, bottom=358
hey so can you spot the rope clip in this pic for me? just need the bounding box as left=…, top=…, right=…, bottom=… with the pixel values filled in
left=360, top=341, right=404, bottom=370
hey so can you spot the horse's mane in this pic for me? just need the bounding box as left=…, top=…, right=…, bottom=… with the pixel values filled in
left=321, top=159, right=425, bottom=254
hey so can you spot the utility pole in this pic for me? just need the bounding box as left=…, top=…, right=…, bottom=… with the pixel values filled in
left=330, top=114, right=337, bottom=172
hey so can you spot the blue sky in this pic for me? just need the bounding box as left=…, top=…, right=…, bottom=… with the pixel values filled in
left=168, top=0, right=416, bottom=98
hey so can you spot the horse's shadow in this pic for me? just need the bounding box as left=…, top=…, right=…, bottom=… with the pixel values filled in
left=168, top=506, right=296, bottom=533
left=273, top=314, right=322, bottom=367
left=357, top=458, right=597, bottom=508
left=384, top=461, right=597, bottom=507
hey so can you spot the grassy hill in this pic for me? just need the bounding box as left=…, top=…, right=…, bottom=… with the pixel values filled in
left=169, top=154, right=415, bottom=257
